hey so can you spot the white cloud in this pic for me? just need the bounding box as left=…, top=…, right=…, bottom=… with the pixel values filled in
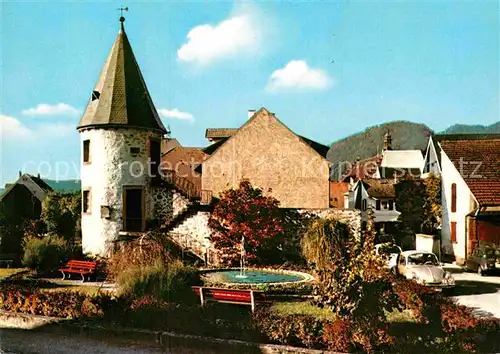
left=266, top=60, right=333, bottom=92
left=158, top=108, right=194, bottom=122
left=1, top=114, right=76, bottom=141
left=1, top=115, right=33, bottom=140
left=177, top=13, right=260, bottom=65
left=22, top=103, right=80, bottom=117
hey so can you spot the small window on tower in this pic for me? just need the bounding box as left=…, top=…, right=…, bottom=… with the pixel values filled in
left=82, top=189, right=91, bottom=214
left=130, top=147, right=141, bottom=156
left=91, top=91, right=100, bottom=101
left=83, top=140, right=91, bottom=163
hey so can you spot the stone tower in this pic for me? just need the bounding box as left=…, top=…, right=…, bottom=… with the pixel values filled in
left=77, top=17, right=167, bottom=256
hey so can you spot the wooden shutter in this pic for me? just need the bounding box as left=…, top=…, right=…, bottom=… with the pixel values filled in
left=451, top=183, right=457, bottom=213
left=451, top=221, right=457, bottom=243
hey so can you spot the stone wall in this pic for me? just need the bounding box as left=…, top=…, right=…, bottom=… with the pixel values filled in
left=80, top=128, right=163, bottom=256
left=151, top=187, right=173, bottom=225
left=172, top=191, right=190, bottom=217
left=201, top=109, right=330, bottom=209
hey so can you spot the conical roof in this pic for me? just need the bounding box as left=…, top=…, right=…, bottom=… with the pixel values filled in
left=77, top=19, right=167, bottom=133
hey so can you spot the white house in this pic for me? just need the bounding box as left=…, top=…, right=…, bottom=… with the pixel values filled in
left=348, top=179, right=401, bottom=234
left=437, top=134, right=500, bottom=263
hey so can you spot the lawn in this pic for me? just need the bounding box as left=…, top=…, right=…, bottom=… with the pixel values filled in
left=270, top=301, right=336, bottom=321
left=0, top=268, right=28, bottom=280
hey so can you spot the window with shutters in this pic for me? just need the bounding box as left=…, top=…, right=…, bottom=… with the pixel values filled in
left=376, top=199, right=381, bottom=210
left=451, top=183, right=457, bottom=213
left=450, top=221, right=457, bottom=243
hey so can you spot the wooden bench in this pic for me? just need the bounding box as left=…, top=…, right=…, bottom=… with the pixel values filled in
left=192, top=286, right=268, bottom=312
left=59, top=260, right=97, bottom=282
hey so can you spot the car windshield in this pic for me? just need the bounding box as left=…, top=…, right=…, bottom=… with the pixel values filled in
left=407, top=253, right=439, bottom=266
left=483, top=248, right=496, bottom=258
left=378, top=245, right=401, bottom=255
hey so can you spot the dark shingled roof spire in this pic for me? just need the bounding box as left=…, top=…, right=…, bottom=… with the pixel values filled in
left=77, top=16, right=167, bottom=133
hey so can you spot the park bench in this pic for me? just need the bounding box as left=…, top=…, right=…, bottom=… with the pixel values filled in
left=59, top=260, right=97, bottom=282
left=192, top=286, right=268, bottom=312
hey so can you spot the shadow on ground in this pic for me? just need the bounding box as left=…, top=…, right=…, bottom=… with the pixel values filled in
left=451, top=280, right=500, bottom=296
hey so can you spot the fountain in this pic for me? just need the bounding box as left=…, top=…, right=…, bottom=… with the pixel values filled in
left=202, top=236, right=314, bottom=285
left=235, top=236, right=247, bottom=278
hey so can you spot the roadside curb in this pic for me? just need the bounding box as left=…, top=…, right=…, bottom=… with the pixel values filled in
left=0, top=311, right=341, bottom=353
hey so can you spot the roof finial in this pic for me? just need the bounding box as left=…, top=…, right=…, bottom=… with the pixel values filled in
left=118, top=6, right=128, bottom=31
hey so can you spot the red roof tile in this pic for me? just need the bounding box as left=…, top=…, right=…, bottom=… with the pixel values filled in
left=438, top=135, right=500, bottom=205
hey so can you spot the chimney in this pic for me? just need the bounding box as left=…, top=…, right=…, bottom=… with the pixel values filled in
left=37, top=173, right=40, bottom=179
left=18, top=171, right=22, bottom=177
left=248, top=109, right=256, bottom=119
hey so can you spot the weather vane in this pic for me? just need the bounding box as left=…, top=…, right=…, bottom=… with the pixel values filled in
left=118, top=6, right=129, bottom=18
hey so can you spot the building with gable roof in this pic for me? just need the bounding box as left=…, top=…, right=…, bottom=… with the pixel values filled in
left=435, top=134, right=500, bottom=263
left=198, top=108, right=331, bottom=209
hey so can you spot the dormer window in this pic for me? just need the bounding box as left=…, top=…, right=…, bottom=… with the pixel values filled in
left=91, top=91, right=100, bottom=101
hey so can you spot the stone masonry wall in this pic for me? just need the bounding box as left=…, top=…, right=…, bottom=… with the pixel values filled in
left=201, top=109, right=330, bottom=209
left=80, top=128, right=162, bottom=256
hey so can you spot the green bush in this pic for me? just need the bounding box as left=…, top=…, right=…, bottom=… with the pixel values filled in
left=22, top=235, right=71, bottom=272
left=116, top=259, right=199, bottom=304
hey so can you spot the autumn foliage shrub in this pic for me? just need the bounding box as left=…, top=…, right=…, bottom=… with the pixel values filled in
left=0, top=282, right=118, bottom=319
left=209, top=181, right=304, bottom=266
left=107, top=231, right=175, bottom=279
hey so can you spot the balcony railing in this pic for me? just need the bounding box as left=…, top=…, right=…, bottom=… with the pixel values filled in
left=162, top=169, right=201, bottom=200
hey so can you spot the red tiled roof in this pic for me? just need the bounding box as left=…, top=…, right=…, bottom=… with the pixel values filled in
left=362, top=178, right=396, bottom=198
left=438, top=135, right=500, bottom=205
left=342, top=155, right=383, bottom=181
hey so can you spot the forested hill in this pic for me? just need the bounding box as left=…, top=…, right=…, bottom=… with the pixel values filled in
left=327, top=121, right=433, bottom=174
left=440, top=121, right=500, bottom=134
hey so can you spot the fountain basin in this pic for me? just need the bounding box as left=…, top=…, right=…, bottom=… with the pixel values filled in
left=201, top=268, right=314, bottom=286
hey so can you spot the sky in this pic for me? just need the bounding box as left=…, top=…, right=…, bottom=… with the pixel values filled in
left=1, top=1, right=499, bottom=187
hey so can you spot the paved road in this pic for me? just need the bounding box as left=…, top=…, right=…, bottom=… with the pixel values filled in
left=444, top=265, right=500, bottom=318
left=0, top=328, right=162, bottom=354
left=0, top=328, right=260, bottom=354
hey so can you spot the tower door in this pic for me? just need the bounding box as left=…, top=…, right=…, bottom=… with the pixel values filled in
left=123, top=188, right=143, bottom=232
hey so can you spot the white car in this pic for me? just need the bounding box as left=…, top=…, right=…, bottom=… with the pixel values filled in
left=396, top=250, right=455, bottom=290
left=375, top=243, right=402, bottom=272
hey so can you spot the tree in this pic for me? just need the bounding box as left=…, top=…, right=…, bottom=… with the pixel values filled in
left=208, top=181, right=292, bottom=266
left=40, top=192, right=81, bottom=243
left=394, top=179, right=426, bottom=233
left=422, top=173, right=442, bottom=234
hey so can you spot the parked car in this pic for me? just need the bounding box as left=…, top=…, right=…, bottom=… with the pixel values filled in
left=465, top=247, right=498, bottom=276
left=396, top=250, right=455, bottom=291
left=375, top=243, right=402, bottom=272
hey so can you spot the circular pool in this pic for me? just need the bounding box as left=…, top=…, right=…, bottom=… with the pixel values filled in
left=202, top=268, right=313, bottom=285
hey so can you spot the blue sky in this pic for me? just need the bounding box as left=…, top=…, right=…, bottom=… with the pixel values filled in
left=1, top=1, right=498, bottom=187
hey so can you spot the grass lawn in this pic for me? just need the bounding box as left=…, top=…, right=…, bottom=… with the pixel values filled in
left=270, top=301, right=415, bottom=324
left=0, top=268, right=28, bottom=280
left=386, top=309, right=415, bottom=323
left=40, top=283, right=107, bottom=295
left=270, top=301, right=336, bottom=321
